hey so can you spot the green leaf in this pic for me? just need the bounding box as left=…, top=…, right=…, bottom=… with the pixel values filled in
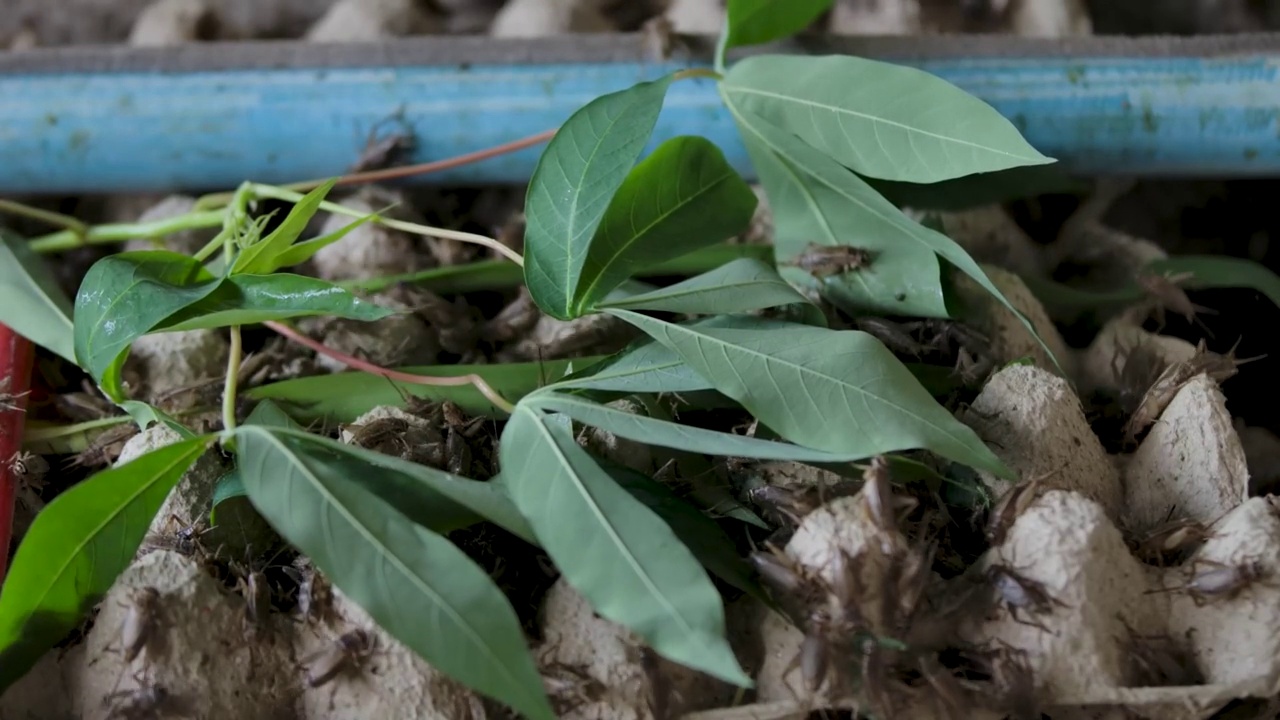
left=500, top=408, right=750, bottom=685
left=602, top=461, right=762, bottom=600
left=210, top=469, right=246, bottom=524
left=245, top=358, right=599, bottom=424
left=119, top=401, right=198, bottom=439
left=231, top=179, right=336, bottom=275
left=0, top=230, right=76, bottom=364
left=722, top=55, right=1054, bottom=183
left=598, top=258, right=810, bottom=315
left=161, top=273, right=393, bottom=330
left=731, top=108, right=1059, bottom=367
left=574, top=136, right=758, bottom=313
left=73, top=251, right=223, bottom=399
left=547, top=339, right=713, bottom=394
left=524, top=76, right=675, bottom=319
left=238, top=426, right=531, bottom=542
left=1150, top=255, right=1280, bottom=309
left=243, top=398, right=305, bottom=430
left=529, top=391, right=873, bottom=462
left=269, top=213, right=375, bottom=271
left=724, top=0, right=833, bottom=49
left=0, top=436, right=211, bottom=692
left=730, top=108, right=946, bottom=318
left=608, top=311, right=1010, bottom=478
left=234, top=425, right=552, bottom=719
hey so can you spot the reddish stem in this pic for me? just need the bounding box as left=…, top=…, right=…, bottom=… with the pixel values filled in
left=263, top=321, right=515, bottom=414
left=0, top=329, right=35, bottom=580
left=309, top=128, right=558, bottom=191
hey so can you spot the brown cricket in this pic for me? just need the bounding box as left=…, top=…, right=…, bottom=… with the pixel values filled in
left=988, top=645, right=1041, bottom=720
left=1130, top=517, right=1211, bottom=566
left=987, top=565, right=1066, bottom=632
left=1135, top=270, right=1216, bottom=333
left=291, top=557, right=336, bottom=626
left=103, top=681, right=172, bottom=720
left=745, top=481, right=860, bottom=529
left=1181, top=559, right=1269, bottom=605
left=120, top=587, right=162, bottom=664
left=1121, top=338, right=1260, bottom=446
left=854, top=317, right=925, bottom=358
left=785, top=243, right=875, bottom=278
left=0, top=376, right=29, bottom=413
left=305, top=629, right=376, bottom=688
left=985, top=469, right=1061, bottom=547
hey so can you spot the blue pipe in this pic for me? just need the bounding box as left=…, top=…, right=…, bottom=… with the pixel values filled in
left=1, top=34, right=1279, bottom=194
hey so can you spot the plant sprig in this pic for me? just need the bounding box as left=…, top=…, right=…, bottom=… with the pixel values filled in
left=8, top=6, right=1280, bottom=716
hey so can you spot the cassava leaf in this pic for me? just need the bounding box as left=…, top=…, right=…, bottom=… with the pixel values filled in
left=598, top=258, right=810, bottom=315
left=546, top=338, right=712, bottom=394
left=1150, top=255, right=1280, bottom=309
left=724, top=0, right=833, bottom=49
left=268, top=213, right=375, bottom=271
left=0, top=436, right=211, bottom=692
left=119, top=401, right=197, bottom=439
left=231, top=179, right=337, bottom=275
left=246, top=358, right=598, bottom=424
left=161, top=273, right=393, bottom=330
left=529, top=391, right=875, bottom=463
left=730, top=108, right=1060, bottom=368
left=240, top=426, right=531, bottom=542
left=722, top=54, right=1054, bottom=183
left=234, top=426, right=552, bottom=719
left=500, top=408, right=750, bottom=685
left=608, top=311, right=1010, bottom=478
left=73, top=251, right=223, bottom=400
left=0, top=230, right=76, bottom=364
left=523, top=76, right=675, bottom=319
left=210, top=469, right=246, bottom=524
left=602, top=461, right=762, bottom=600
left=729, top=106, right=945, bottom=317
left=575, top=136, right=757, bottom=313
left=244, top=398, right=305, bottom=430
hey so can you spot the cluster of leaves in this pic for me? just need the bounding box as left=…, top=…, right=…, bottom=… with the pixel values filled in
left=4, top=1, right=1280, bottom=715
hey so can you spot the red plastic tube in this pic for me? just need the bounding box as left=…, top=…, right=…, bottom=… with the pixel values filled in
left=0, top=327, right=34, bottom=581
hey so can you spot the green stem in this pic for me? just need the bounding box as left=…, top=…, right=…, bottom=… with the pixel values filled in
left=248, top=183, right=524, bottom=266
left=713, top=19, right=731, bottom=75
left=222, top=325, right=242, bottom=434
left=0, top=199, right=89, bottom=237
left=193, top=227, right=231, bottom=263
left=29, top=211, right=225, bottom=253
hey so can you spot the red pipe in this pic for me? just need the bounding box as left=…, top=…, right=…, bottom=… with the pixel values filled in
left=0, top=327, right=34, bottom=580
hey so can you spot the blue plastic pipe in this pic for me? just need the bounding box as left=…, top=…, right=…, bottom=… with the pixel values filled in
left=1, top=33, right=1279, bottom=194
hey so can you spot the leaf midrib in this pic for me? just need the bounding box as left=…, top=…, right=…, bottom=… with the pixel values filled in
left=557, top=105, right=643, bottom=317
left=248, top=428, right=534, bottom=706
left=575, top=168, right=735, bottom=314
left=724, top=83, right=1037, bottom=161
left=7, top=441, right=206, bottom=632
left=619, top=311, right=983, bottom=454
left=517, top=407, right=699, bottom=639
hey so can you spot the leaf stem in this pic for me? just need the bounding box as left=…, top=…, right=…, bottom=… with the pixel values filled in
left=263, top=320, right=516, bottom=415
left=223, top=325, right=242, bottom=434
left=713, top=18, right=731, bottom=75
left=28, top=211, right=225, bottom=253
left=0, top=199, right=89, bottom=237
left=248, top=183, right=524, bottom=266
left=196, top=129, right=559, bottom=206
left=674, top=68, right=723, bottom=82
